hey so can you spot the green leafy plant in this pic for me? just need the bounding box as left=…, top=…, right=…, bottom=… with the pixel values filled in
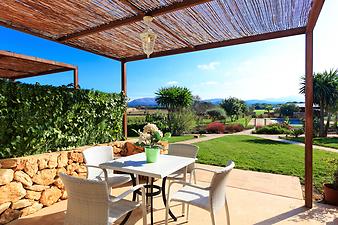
left=0, top=79, right=127, bottom=159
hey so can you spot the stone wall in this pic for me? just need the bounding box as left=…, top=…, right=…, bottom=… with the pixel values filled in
left=0, top=141, right=128, bottom=224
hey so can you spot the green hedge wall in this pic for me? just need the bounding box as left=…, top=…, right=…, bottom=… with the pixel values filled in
left=0, top=79, right=127, bottom=159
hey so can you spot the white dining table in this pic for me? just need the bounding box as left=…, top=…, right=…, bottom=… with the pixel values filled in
left=100, top=153, right=196, bottom=225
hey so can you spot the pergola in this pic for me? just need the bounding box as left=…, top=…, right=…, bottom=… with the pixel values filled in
left=0, top=50, right=78, bottom=88
left=0, top=0, right=325, bottom=208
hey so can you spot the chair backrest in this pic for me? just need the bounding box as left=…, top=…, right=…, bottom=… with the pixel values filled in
left=83, top=146, right=113, bottom=179
left=60, top=173, right=109, bottom=225
left=168, top=144, right=199, bottom=172
left=210, top=160, right=235, bottom=212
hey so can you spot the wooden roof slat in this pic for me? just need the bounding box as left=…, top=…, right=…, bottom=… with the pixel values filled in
left=0, top=0, right=321, bottom=61
left=57, top=0, right=213, bottom=42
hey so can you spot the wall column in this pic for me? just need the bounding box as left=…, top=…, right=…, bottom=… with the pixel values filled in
left=304, top=31, right=314, bottom=208
left=121, top=61, right=128, bottom=138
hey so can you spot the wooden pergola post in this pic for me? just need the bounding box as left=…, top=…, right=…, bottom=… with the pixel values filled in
left=73, top=68, right=79, bottom=89
left=304, top=31, right=314, bottom=208
left=121, top=61, right=128, bottom=138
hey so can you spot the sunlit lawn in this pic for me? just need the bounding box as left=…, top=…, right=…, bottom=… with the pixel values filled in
left=168, top=135, right=196, bottom=143
left=196, top=135, right=338, bottom=192
left=284, top=136, right=338, bottom=149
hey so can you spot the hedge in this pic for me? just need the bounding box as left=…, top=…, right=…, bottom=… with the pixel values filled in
left=0, top=79, right=127, bottom=159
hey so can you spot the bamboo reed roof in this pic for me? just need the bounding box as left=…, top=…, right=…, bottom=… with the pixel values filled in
left=0, top=51, right=77, bottom=79
left=0, top=0, right=323, bottom=62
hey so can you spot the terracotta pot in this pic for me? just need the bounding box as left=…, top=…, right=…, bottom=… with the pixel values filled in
left=323, top=184, right=338, bottom=206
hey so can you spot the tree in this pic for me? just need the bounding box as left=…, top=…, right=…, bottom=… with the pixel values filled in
left=279, top=103, right=299, bottom=117
left=192, top=95, right=214, bottom=116
left=265, top=104, right=273, bottom=117
left=220, top=97, right=247, bottom=121
left=155, top=86, right=193, bottom=112
left=206, top=108, right=226, bottom=121
left=155, top=86, right=194, bottom=135
left=300, top=69, right=338, bottom=137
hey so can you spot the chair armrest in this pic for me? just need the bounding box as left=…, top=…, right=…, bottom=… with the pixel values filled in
left=109, top=184, right=145, bottom=203
left=84, top=165, right=108, bottom=181
left=167, top=181, right=210, bottom=202
left=191, top=167, right=218, bottom=175
left=168, top=181, right=210, bottom=192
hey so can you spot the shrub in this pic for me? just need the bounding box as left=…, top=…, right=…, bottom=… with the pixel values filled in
left=145, top=113, right=169, bottom=132
left=255, top=123, right=291, bottom=134
left=224, top=123, right=244, bottom=133
left=206, top=122, right=225, bottom=134
left=168, top=109, right=197, bottom=136
left=0, top=80, right=127, bottom=159
left=291, top=128, right=304, bottom=137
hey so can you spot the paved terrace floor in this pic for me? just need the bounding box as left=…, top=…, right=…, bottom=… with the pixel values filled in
left=9, top=164, right=337, bottom=225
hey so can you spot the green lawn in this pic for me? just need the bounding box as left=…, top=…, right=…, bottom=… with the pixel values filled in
left=168, top=135, right=195, bottom=143
left=283, top=137, right=338, bottom=149
left=196, top=135, right=338, bottom=192
left=254, top=109, right=266, bottom=115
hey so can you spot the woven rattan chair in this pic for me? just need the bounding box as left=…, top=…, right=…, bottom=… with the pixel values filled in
left=165, top=143, right=199, bottom=215
left=83, top=146, right=131, bottom=188
left=60, top=173, right=147, bottom=225
left=165, top=161, right=235, bottom=225
left=167, top=144, right=199, bottom=183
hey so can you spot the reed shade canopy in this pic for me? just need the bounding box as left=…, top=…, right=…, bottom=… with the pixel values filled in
left=0, top=50, right=77, bottom=80
left=0, top=0, right=315, bottom=62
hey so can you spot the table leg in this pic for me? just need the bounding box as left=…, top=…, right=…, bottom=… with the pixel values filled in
left=161, top=177, right=177, bottom=221
left=181, top=166, right=188, bottom=215
left=150, top=177, right=154, bottom=225
left=120, top=173, right=136, bottom=225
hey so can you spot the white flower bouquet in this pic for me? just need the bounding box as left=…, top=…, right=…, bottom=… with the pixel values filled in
left=134, top=123, right=171, bottom=147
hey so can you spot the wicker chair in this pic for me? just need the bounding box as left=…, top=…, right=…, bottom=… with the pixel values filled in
left=167, top=143, right=199, bottom=183
left=165, top=161, right=235, bottom=225
left=60, top=173, right=147, bottom=225
left=83, top=146, right=131, bottom=188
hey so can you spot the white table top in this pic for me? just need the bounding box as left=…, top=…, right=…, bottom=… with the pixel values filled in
left=100, top=153, right=195, bottom=179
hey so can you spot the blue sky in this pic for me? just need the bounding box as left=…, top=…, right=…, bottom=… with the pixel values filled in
left=1, top=1, right=337, bottom=101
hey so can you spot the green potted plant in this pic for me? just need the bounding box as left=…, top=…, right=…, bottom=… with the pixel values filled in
left=134, top=123, right=171, bottom=163
left=324, top=167, right=338, bottom=206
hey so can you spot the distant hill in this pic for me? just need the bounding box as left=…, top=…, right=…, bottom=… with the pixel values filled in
left=128, top=97, right=301, bottom=107
left=128, top=98, right=157, bottom=107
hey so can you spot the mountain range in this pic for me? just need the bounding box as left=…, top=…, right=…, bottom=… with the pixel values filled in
left=128, top=97, right=302, bottom=107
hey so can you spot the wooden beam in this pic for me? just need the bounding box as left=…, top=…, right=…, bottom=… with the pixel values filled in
left=14, top=67, right=73, bottom=79
left=57, top=0, right=212, bottom=42
left=306, top=0, right=325, bottom=32
left=125, top=27, right=306, bottom=61
left=0, top=50, right=77, bottom=69
left=73, top=68, right=79, bottom=89
left=304, top=31, right=314, bottom=208
left=121, top=61, right=128, bottom=138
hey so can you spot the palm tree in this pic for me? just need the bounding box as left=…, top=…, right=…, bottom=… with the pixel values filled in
left=300, top=69, right=338, bottom=137
left=155, top=86, right=193, bottom=112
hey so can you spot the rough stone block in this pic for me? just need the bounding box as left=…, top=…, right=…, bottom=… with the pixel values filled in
left=0, top=182, right=26, bottom=204
left=40, top=187, right=61, bottom=206
left=0, top=169, right=14, bottom=185
left=14, top=171, right=33, bottom=187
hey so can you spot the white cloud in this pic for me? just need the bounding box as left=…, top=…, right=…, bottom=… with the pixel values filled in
left=197, top=61, right=220, bottom=71
left=166, top=81, right=178, bottom=85
left=201, top=81, right=218, bottom=86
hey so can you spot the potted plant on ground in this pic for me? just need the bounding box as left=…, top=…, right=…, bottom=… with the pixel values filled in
left=324, top=167, right=338, bottom=206
left=134, top=123, right=171, bottom=163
